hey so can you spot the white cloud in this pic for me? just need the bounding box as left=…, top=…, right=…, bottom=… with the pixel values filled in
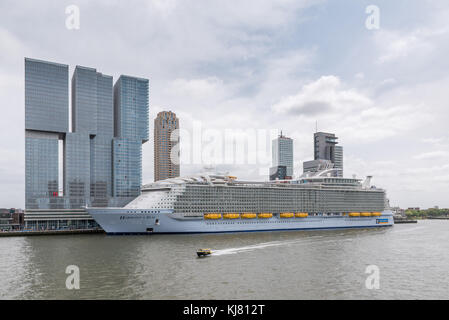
left=375, top=23, right=449, bottom=64
left=271, top=75, right=431, bottom=142
left=413, top=151, right=449, bottom=160
left=272, top=75, right=371, bottom=116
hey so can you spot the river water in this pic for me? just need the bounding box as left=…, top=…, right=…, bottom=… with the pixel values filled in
left=1, top=220, right=448, bottom=299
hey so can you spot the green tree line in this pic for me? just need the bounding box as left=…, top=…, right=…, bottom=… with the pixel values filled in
left=405, top=208, right=449, bottom=218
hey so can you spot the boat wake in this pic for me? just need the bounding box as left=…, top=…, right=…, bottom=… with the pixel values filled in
left=211, top=236, right=331, bottom=256
left=211, top=241, right=288, bottom=256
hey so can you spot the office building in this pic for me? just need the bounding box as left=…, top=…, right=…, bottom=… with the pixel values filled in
left=0, top=208, right=24, bottom=231
left=154, top=111, right=180, bottom=181
left=310, top=132, right=343, bottom=177
left=333, top=145, right=343, bottom=175
left=24, top=58, right=149, bottom=229
left=271, top=132, right=293, bottom=179
left=113, top=75, right=149, bottom=198
left=25, top=58, right=68, bottom=209
left=71, top=66, right=115, bottom=207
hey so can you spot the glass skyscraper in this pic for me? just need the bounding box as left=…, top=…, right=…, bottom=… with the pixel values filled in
left=25, top=58, right=69, bottom=133
left=113, top=75, right=149, bottom=141
left=112, top=76, right=149, bottom=199
left=271, top=133, right=294, bottom=179
left=71, top=66, right=114, bottom=207
left=64, top=132, right=91, bottom=208
left=25, top=58, right=68, bottom=209
left=25, top=131, right=61, bottom=209
left=25, top=58, right=148, bottom=210
left=112, top=138, right=142, bottom=197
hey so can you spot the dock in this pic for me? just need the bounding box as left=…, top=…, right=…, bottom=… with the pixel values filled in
left=393, top=218, right=418, bottom=224
left=0, top=229, right=105, bottom=237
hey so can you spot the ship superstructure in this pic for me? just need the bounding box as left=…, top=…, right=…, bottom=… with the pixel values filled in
left=87, top=169, right=393, bottom=234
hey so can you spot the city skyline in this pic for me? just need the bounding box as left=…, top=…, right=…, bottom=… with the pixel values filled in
left=1, top=1, right=449, bottom=208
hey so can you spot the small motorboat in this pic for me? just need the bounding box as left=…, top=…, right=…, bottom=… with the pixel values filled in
left=197, top=248, right=212, bottom=257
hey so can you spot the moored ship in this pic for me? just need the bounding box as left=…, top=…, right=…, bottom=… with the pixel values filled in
left=87, top=168, right=394, bottom=234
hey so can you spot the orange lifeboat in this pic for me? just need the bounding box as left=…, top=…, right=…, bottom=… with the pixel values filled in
left=223, top=213, right=240, bottom=219
left=349, top=212, right=361, bottom=217
left=204, top=213, right=222, bottom=220
left=295, top=212, right=308, bottom=218
left=280, top=212, right=294, bottom=218
left=241, top=213, right=257, bottom=219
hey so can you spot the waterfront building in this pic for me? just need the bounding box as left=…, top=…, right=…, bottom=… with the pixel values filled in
left=25, top=58, right=68, bottom=209
left=271, top=132, right=293, bottom=179
left=0, top=209, right=14, bottom=231
left=0, top=209, right=24, bottom=231
left=154, top=111, right=180, bottom=181
left=313, top=132, right=343, bottom=176
left=71, top=66, right=114, bottom=207
left=24, top=58, right=149, bottom=229
left=112, top=138, right=142, bottom=198
left=113, top=75, right=149, bottom=199
left=24, top=209, right=98, bottom=230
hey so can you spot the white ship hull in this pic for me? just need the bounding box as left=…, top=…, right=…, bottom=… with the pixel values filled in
left=87, top=208, right=394, bottom=234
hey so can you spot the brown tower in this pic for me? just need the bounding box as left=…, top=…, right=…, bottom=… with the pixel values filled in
left=154, top=111, right=180, bottom=181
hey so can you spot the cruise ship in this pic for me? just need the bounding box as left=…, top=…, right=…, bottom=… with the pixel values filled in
left=87, top=168, right=394, bottom=234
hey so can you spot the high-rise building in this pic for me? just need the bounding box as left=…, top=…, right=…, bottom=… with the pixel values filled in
left=314, top=132, right=336, bottom=160
left=154, top=111, right=180, bottom=181
left=25, top=58, right=148, bottom=220
left=68, top=66, right=115, bottom=208
left=25, top=58, right=68, bottom=209
left=64, top=132, right=91, bottom=208
left=302, top=131, right=343, bottom=176
left=333, top=145, right=343, bottom=175
left=271, top=132, right=293, bottom=180
left=113, top=75, right=149, bottom=198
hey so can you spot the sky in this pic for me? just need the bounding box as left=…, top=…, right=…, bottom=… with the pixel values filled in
left=1, top=0, right=449, bottom=209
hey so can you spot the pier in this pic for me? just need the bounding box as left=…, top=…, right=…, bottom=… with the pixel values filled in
left=393, top=217, right=418, bottom=224
left=0, top=228, right=105, bottom=237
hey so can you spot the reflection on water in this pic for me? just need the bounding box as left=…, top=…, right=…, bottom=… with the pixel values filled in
left=1, top=220, right=448, bottom=299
